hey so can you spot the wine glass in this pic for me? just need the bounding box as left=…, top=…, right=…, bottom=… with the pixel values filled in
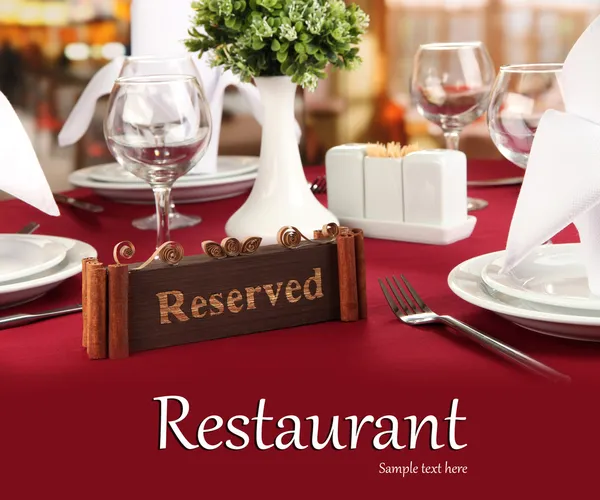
left=118, top=55, right=208, bottom=230
left=104, top=75, right=212, bottom=248
left=487, top=63, right=564, bottom=169
left=411, top=41, right=496, bottom=211
left=488, top=64, right=563, bottom=246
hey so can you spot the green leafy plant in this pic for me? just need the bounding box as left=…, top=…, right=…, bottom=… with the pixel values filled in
left=184, top=0, right=369, bottom=91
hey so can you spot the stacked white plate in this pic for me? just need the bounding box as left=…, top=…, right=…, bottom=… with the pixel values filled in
left=0, top=234, right=97, bottom=308
left=448, top=243, right=600, bottom=341
left=68, top=156, right=259, bottom=204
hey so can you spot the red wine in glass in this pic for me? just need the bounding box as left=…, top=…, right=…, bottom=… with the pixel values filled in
left=415, top=85, right=491, bottom=130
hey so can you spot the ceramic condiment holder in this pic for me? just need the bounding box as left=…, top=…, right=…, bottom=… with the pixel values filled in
left=324, top=144, right=476, bottom=244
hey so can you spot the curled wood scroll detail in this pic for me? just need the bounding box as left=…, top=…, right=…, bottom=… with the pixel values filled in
left=277, top=222, right=340, bottom=249
left=202, top=236, right=262, bottom=260
left=112, top=241, right=184, bottom=269
left=113, top=241, right=135, bottom=264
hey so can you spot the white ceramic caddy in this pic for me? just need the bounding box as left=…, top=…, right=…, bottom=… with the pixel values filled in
left=325, top=145, right=476, bottom=244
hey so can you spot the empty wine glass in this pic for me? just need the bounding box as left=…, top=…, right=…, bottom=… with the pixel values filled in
left=487, top=63, right=564, bottom=169
left=119, top=55, right=207, bottom=230
left=411, top=41, right=495, bottom=211
left=488, top=64, right=564, bottom=246
left=104, top=75, right=212, bottom=248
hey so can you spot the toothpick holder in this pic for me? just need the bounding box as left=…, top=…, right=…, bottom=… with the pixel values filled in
left=325, top=145, right=476, bottom=245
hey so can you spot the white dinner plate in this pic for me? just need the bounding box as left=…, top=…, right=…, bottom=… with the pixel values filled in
left=481, top=243, right=600, bottom=311
left=0, top=235, right=67, bottom=283
left=448, top=249, right=600, bottom=342
left=87, top=156, right=259, bottom=184
left=0, top=236, right=97, bottom=308
left=69, top=168, right=257, bottom=205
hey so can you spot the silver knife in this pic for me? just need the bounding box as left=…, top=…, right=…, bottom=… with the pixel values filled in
left=0, top=304, right=82, bottom=329
left=467, top=176, right=524, bottom=187
left=54, top=193, right=104, bottom=213
left=17, top=222, right=40, bottom=234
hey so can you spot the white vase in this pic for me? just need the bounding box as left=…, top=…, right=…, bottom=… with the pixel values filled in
left=225, top=76, right=338, bottom=245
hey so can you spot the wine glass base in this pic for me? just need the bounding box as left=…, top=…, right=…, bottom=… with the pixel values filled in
left=467, top=197, right=488, bottom=211
left=132, top=212, right=202, bottom=230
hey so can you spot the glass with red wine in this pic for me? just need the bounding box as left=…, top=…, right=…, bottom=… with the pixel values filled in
left=411, top=41, right=495, bottom=211
left=487, top=63, right=564, bottom=169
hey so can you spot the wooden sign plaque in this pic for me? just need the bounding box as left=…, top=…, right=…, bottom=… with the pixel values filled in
left=81, top=224, right=367, bottom=359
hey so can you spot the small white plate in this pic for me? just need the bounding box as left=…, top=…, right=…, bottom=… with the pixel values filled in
left=69, top=166, right=257, bottom=205
left=87, top=156, right=259, bottom=184
left=448, top=248, right=600, bottom=342
left=0, top=235, right=67, bottom=283
left=481, top=243, right=600, bottom=311
left=0, top=236, right=97, bottom=308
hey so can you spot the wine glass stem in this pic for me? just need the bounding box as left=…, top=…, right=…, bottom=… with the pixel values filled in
left=153, top=186, right=172, bottom=247
left=443, top=130, right=461, bottom=150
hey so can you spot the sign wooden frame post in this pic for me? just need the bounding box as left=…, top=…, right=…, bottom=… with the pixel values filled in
left=82, top=224, right=367, bottom=359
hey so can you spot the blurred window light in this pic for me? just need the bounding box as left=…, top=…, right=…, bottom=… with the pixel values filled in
left=386, top=0, right=488, bottom=7
left=0, top=1, right=19, bottom=23
left=0, top=0, right=123, bottom=25
left=503, top=0, right=600, bottom=6
left=16, top=4, right=38, bottom=25
left=386, top=0, right=600, bottom=6
left=101, top=42, right=126, bottom=60
left=43, top=3, right=69, bottom=26
left=64, top=42, right=90, bottom=61
left=68, top=1, right=96, bottom=23
left=90, top=44, right=104, bottom=59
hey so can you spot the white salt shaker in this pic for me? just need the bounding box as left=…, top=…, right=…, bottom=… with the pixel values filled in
left=364, top=156, right=404, bottom=222
left=402, top=150, right=467, bottom=226
left=324, top=144, right=366, bottom=219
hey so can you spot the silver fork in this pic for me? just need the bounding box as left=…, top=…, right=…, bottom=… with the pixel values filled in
left=379, top=275, right=570, bottom=384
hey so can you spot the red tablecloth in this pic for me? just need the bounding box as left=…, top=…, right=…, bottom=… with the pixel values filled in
left=1, top=160, right=598, bottom=498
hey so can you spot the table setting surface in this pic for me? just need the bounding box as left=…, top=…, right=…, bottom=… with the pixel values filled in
left=1, top=159, right=599, bottom=497
left=7, top=4, right=600, bottom=495
left=1, top=159, right=592, bottom=373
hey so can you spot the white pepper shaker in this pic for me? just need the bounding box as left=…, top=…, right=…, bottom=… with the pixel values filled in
left=402, top=150, right=467, bottom=226
left=324, top=144, right=367, bottom=219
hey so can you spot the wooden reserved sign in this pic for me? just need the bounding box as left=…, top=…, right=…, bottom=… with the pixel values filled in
left=81, top=224, right=367, bottom=359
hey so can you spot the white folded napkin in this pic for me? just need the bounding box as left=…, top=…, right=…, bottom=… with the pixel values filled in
left=58, top=0, right=301, bottom=175
left=502, top=14, right=600, bottom=294
left=129, top=0, right=219, bottom=98
left=0, top=92, right=59, bottom=216
left=58, top=57, right=123, bottom=147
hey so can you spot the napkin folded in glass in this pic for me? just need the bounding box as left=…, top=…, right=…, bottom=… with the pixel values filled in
left=502, top=14, right=600, bottom=295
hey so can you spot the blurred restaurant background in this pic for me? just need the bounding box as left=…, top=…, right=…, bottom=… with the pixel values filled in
left=1, top=0, right=600, bottom=192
